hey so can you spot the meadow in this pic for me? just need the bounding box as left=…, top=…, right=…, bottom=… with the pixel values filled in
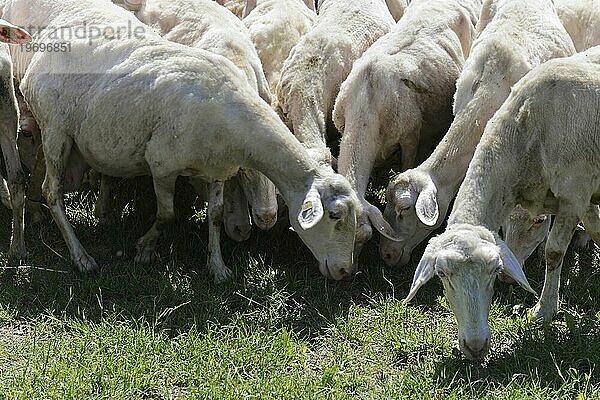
left=0, top=182, right=599, bottom=399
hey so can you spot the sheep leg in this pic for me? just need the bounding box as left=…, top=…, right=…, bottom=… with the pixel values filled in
left=42, top=133, right=97, bottom=272
left=530, top=212, right=579, bottom=321
left=0, top=132, right=27, bottom=263
left=208, top=181, right=231, bottom=283
left=134, top=174, right=176, bottom=265
left=95, top=174, right=115, bottom=225
left=26, top=147, right=47, bottom=225
left=581, top=205, right=600, bottom=246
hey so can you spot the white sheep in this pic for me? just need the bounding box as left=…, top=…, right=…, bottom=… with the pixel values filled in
left=275, top=0, right=397, bottom=165
left=405, top=46, right=600, bottom=360
left=242, top=0, right=316, bottom=95
left=380, top=0, right=576, bottom=266
left=0, top=20, right=32, bottom=262
left=7, top=0, right=361, bottom=282
left=333, top=0, right=481, bottom=255
left=556, top=0, right=600, bottom=52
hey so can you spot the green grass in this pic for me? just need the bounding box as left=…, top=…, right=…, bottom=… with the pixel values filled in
left=0, top=188, right=599, bottom=399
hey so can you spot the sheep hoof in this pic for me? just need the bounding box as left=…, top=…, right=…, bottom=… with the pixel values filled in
left=7, top=244, right=28, bottom=265
left=134, top=247, right=159, bottom=265
left=75, top=252, right=98, bottom=273
left=211, top=263, right=232, bottom=284
left=529, top=302, right=556, bottom=323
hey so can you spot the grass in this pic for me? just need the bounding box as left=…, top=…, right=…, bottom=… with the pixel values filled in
left=0, top=185, right=598, bottom=399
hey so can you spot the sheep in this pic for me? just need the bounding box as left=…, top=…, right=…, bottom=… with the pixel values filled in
left=0, top=20, right=32, bottom=263
left=556, top=0, right=600, bottom=52
left=379, top=0, right=576, bottom=267
left=275, top=0, right=397, bottom=165
left=404, top=46, right=600, bottom=360
left=333, top=0, right=481, bottom=257
left=242, top=0, right=316, bottom=95
left=6, top=0, right=361, bottom=282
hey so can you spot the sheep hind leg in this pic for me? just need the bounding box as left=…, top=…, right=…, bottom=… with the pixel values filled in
left=0, top=132, right=27, bottom=263
left=581, top=205, right=600, bottom=247
left=134, top=174, right=177, bottom=265
left=530, top=212, right=579, bottom=322
left=208, top=182, right=231, bottom=284
left=42, top=132, right=97, bottom=272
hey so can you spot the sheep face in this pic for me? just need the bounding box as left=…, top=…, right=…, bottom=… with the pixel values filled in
left=379, top=172, right=441, bottom=266
left=405, top=225, right=536, bottom=360
left=289, top=178, right=359, bottom=281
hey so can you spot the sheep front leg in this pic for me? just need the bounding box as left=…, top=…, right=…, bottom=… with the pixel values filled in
left=0, top=132, right=27, bottom=262
left=530, top=212, right=579, bottom=322
left=42, top=132, right=97, bottom=272
left=208, top=182, right=231, bottom=283
left=134, top=174, right=176, bottom=265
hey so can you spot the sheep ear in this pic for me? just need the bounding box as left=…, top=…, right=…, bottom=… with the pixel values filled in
left=404, top=256, right=435, bottom=303
left=497, top=238, right=537, bottom=296
left=123, top=0, right=145, bottom=11
left=0, top=19, right=32, bottom=45
left=365, top=201, right=402, bottom=241
left=298, top=188, right=324, bottom=230
left=415, top=186, right=439, bottom=227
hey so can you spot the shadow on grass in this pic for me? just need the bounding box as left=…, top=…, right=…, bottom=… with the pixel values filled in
left=0, top=188, right=416, bottom=342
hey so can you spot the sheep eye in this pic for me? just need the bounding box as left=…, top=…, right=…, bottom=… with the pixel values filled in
left=437, top=270, right=446, bottom=278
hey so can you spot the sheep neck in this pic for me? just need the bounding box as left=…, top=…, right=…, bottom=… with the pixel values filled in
left=338, top=119, right=380, bottom=203
left=422, top=85, right=509, bottom=202
left=243, top=103, right=321, bottom=203
left=447, top=122, right=517, bottom=231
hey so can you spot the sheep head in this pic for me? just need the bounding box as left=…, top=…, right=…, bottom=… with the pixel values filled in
left=289, top=174, right=359, bottom=281
left=404, top=224, right=536, bottom=360
left=379, top=170, right=441, bottom=266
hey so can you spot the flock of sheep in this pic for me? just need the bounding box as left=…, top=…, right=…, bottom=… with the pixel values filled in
left=0, top=0, right=597, bottom=361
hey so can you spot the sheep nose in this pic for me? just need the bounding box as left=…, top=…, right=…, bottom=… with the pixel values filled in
left=254, top=211, right=277, bottom=230
left=379, top=245, right=401, bottom=267
left=461, top=338, right=490, bottom=360
left=233, top=224, right=251, bottom=241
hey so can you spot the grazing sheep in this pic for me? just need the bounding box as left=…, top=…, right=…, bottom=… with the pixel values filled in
left=405, top=46, right=600, bottom=360
left=380, top=0, right=576, bottom=266
left=242, top=0, right=316, bottom=95
left=7, top=0, right=360, bottom=282
left=0, top=20, right=32, bottom=262
left=333, top=0, right=481, bottom=255
left=556, top=0, right=600, bottom=52
left=275, top=0, right=396, bottom=165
